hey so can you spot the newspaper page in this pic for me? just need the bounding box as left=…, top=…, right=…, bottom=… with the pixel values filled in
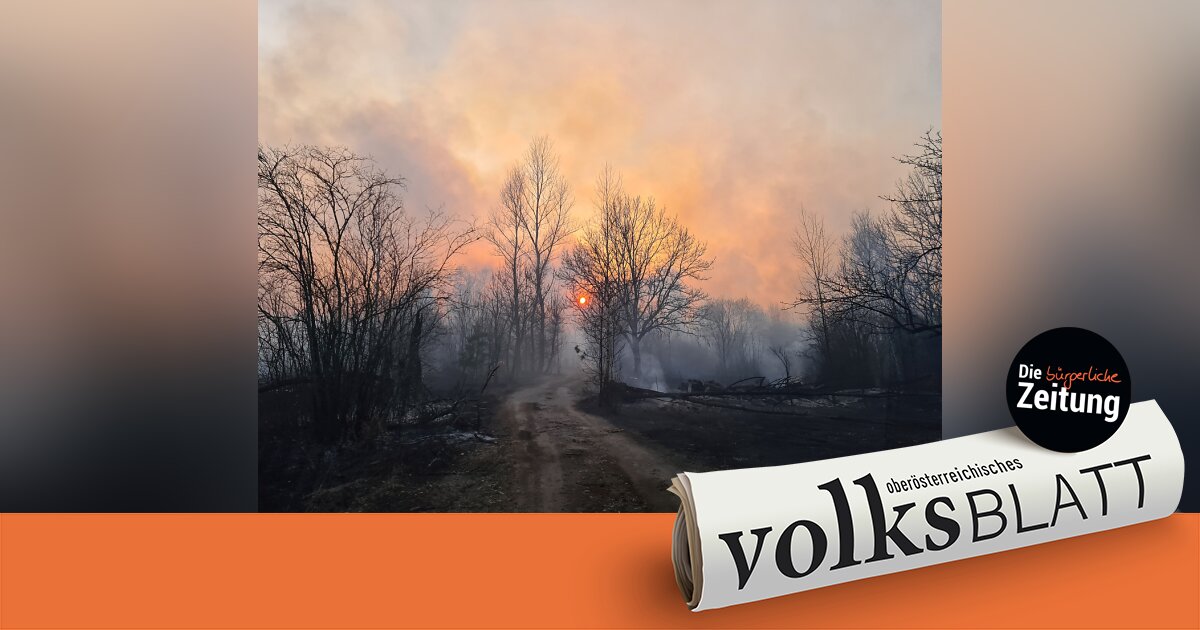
left=670, top=400, right=1184, bottom=611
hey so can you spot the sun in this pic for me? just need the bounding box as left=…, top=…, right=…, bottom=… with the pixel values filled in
left=577, top=296, right=587, bottom=306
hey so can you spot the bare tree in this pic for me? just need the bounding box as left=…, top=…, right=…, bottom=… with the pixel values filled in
left=485, top=165, right=531, bottom=377
left=560, top=167, right=626, bottom=394
left=562, top=167, right=713, bottom=385
left=700, top=298, right=765, bottom=382
left=435, top=270, right=488, bottom=389
left=791, top=207, right=837, bottom=377
left=486, top=137, right=574, bottom=377
left=790, top=130, right=942, bottom=388
left=881, top=129, right=941, bottom=335
left=763, top=305, right=801, bottom=380
left=258, top=144, right=477, bottom=442
left=544, top=292, right=568, bottom=373
left=767, top=345, right=794, bottom=379
left=478, top=270, right=514, bottom=384
left=609, top=176, right=713, bottom=383
left=517, top=137, right=573, bottom=372
left=794, top=131, right=942, bottom=337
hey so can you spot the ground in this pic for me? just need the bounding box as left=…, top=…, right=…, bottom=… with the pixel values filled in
left=258, top=374, right=939, bottom=512
left=497, top=376, right=679, bottom=511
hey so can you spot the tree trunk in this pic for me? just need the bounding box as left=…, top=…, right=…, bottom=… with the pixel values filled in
left=630, top=335, right=643, bottom=384
left=397, top=310, right=424, bottom=418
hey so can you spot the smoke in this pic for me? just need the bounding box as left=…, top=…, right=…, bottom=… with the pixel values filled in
left=259, top=0, right=941, bottom=308
left=624, top=352, right=668, bottom=392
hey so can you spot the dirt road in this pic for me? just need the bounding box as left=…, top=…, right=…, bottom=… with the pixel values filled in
left=261, top=374, right=938, bottom=511
left=496, top=376, right=681, bottom=512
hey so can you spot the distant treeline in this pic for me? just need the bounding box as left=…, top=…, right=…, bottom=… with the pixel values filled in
left=258, top=131, right=941, bottom=442
left=791, top=130, right=942, bottom=389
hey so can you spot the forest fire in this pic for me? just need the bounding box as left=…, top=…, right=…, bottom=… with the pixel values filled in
left=255, top=1, right=941, bottom=513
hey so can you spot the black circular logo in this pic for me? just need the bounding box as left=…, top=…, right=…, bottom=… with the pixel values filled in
left=1006, top=327, right=1131, bottom=452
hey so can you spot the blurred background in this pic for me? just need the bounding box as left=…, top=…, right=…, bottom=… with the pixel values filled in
left=0, top=2, right=257, bottom=510
left=944, top=1, right=1200, bottom=510
left=0, top=1, right=1196, bottom=510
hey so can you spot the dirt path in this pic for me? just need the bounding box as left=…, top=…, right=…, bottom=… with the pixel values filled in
left=496, top=375, right=681, bottom=512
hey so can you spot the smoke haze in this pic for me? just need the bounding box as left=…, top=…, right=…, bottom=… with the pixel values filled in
left=259, top=0, right=941, bottom=307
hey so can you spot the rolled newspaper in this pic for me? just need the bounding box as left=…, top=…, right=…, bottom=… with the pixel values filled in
left=669, top=400, right=1184, bottom=611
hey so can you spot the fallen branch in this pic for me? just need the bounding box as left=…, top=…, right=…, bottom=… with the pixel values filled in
left=394, top=431, right=497, bottom=446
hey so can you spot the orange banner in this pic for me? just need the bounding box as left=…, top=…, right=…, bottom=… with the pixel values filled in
left=1, top=513, right=1197, bottom=629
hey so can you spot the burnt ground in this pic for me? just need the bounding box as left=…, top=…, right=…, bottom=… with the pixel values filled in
left=594, top=390, right=940, bottom=475
left=259, top=375, right=939, bottom=512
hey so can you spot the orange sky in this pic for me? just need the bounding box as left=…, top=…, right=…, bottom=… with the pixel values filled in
left=259, top=0, right=940, bottom=307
